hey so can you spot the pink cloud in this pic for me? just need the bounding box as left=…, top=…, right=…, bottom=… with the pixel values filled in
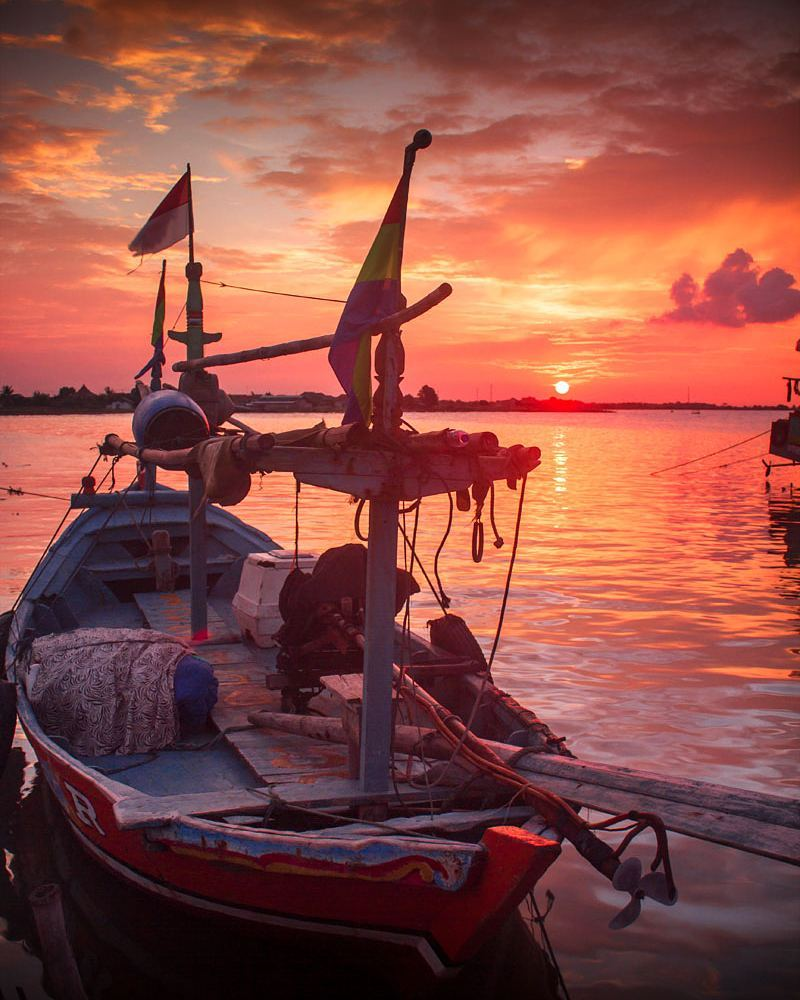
left=657, top=249, right=800, bottom=327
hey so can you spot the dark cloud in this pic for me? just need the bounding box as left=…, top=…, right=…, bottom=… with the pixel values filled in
left=657, top=249, right=800, bottom=327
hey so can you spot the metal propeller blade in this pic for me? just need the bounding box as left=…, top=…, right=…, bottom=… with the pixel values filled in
left=639, top=871, right=678, bottom=906
left=609, top=894, right=642, bottom=930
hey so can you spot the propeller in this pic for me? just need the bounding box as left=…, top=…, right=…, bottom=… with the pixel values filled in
left=608, top=856, right=678, bottom=930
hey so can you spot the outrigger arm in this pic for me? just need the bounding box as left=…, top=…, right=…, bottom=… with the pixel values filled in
left=170, top=283, right=452, bottom=374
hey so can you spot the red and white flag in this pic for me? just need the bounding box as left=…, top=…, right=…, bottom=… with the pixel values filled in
left=128, top=171, right=191, bottom=256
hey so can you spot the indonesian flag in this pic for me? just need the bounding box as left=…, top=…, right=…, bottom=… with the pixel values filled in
left=128, top=171, right=191, bottom=256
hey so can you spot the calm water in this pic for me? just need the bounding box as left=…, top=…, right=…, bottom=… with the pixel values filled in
left=0, top=411, right=797, bottom=998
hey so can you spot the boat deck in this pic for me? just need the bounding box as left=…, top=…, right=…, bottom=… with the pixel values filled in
left=132, top=589, right=353, bottom=789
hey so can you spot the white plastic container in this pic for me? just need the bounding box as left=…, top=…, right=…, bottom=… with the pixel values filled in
left=232, top=549, right=317, bottom=647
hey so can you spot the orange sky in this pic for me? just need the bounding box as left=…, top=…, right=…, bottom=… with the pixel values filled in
left=0, top=0, right=799, bottom=404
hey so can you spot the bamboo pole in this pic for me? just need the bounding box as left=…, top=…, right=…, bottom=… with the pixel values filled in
left=99, top=425, right=369, bottom=472
left=171, top=283, right=452, bottom=373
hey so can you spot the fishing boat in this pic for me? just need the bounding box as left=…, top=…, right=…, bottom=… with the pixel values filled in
left=767, top=375, right=800, bottom=472
left=3, top=132, right=701, bottom=977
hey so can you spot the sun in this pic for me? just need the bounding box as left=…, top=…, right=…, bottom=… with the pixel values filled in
left=554, top=380, right=570, bottom=395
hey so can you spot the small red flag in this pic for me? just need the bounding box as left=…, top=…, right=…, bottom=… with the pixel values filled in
left=129, top=172, right=191, bottom=256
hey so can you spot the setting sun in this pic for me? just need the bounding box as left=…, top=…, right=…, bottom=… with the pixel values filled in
left=554, top=380, right=570, bottom=394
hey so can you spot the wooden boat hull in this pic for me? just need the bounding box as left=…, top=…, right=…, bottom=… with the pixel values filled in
left=19, top=688, right=559, bottom=970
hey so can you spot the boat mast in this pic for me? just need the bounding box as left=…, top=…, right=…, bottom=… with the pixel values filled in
left=359, top=131, right=430, bottom=794
left=167, top=163, right=222, bottom=640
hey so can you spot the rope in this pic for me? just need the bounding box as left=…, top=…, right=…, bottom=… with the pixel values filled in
left=433, top=491, right=453, bottom=609
left=487, top=473, right=527, bottom=669
left=1, top=486, right=69, bottom=502
left=9, top=452, right=104, bottom=612
left=11, top=506, right=74, bottom=613
left=529, top=891, right=572, bottom=1000
left=200, top=279, right=346, bottom=305
left=413, top=473, right=529, bottom=787
left=650, top=429, right=769, bottom=476
left=255, top=789, right=452, bottom=840
left=488, top=482, right=504, bottom=548
left=293, top=480, right=300, bottom=567
left=353, top=497, right=368, bottom=541
left=398, top=521, right=448, bottom=613
left=679, top=450, right=769, bottom=475
left=52, top=474, right=142, bottom=604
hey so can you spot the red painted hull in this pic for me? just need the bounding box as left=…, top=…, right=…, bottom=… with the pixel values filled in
left=22, top=712, right=560, bottom=968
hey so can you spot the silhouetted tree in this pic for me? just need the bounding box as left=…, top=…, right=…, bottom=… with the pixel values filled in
left=416, top=384, right=439, bottom=409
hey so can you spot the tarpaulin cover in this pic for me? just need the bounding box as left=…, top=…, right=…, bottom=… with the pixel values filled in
left=22, top=628, right=213, bottom=755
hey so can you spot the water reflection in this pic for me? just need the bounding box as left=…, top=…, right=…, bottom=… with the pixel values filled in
left=766, top=487, right=800, bottom=600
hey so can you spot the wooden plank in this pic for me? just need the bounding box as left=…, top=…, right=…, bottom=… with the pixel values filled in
left=268, top=776, right=453, bottom=810
left=135, top=589, right=236, bottom=643
left=71, top=491, right=192, bottom=509
left=227, top=728, right=350, bottom=780
left=311, top=805, right=537, bottom=839
left=85, top=555, right=238, bottom=578
left=501, top=766, right=800, bottom=866
left=502, top=748, right=800, bottom=830
left=321, top=674, right=365, bottom=703
left=114, top=789, right=270, bottom=829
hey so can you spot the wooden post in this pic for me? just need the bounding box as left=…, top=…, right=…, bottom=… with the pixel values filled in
left=29, top=882, right=88, bottom=1000
left=167, top=256, right=221, bottom=642
left=359, top=497, right=399, bottom=793
left=188, top=475, right=208, bottom=640
left=356, top=130, right=432, bottom=794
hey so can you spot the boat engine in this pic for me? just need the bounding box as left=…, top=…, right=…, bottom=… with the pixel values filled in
left=273, top=543, right=419, bottom=711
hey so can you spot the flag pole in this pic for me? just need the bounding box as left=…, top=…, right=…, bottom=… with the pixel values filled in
left=359, top=130, right=432, bottom=798
left=168, top=162, right=221, bottom=641
left=187, top=162, right=195, bottom=264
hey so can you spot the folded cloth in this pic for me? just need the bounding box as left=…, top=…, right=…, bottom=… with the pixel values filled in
left=189, top=435, right=250, bottom=506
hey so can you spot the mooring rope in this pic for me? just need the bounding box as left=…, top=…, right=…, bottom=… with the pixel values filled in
left=679, top=450, right=770, bottom=475
left=1, top=486, right=69, bottom=502
left=650, top=429, right=769, bottom=476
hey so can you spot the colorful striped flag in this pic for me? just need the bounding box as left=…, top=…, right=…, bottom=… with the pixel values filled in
left=129, top=171, right=192, bottom=256
left=133, top=260, right=167, bottom=383
left=328, top=174, right=410, bottom=425
left=151, top=259, right=166, bottom=349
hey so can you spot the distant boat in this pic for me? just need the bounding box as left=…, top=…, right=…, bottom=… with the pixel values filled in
left=768, top=377, right=800, bottom=471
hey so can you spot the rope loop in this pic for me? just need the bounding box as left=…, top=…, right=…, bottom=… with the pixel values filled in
left=471, top=518, right=484, bottom=562
left=354, top=497, right=368, bottom=541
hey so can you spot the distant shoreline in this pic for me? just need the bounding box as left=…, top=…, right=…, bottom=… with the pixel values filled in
left=0, top=401, right=790, bottom=416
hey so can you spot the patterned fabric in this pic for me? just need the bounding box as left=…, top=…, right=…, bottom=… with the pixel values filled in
left=24, top=628, right=189, bottom=755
